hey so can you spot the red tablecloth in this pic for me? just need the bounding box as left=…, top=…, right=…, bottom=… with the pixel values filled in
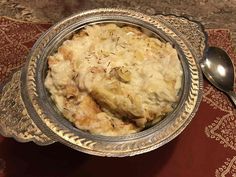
left=0, top=16, right=236, bottom=177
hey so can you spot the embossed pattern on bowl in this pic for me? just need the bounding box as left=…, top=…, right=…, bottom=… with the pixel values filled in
left=19, top=8, right=205, bottom=156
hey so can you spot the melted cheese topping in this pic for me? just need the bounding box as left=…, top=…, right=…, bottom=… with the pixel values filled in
left=45, top=24, right=183, bottom=136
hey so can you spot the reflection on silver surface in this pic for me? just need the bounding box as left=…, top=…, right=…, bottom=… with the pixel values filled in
left=205, top=58, right=211, bottom=68
left=217, top=65, right=226, bottom=77
left=201, top=46, right=236, bottom=106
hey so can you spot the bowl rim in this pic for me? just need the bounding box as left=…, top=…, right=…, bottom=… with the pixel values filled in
left=21, top=8, right=205, bottom=157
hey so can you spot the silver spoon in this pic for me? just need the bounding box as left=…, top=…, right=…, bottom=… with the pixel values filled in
left=200, top=46, right=236, bottom=106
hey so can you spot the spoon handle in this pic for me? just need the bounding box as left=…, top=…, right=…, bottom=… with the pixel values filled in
left=227, top=91, right=236, bottom=107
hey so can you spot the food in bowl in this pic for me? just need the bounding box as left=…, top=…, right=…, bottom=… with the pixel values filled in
left=44, top=23, right=183, bottom=136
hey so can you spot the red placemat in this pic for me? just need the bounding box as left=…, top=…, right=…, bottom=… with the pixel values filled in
left=0, top=16, right=236, bottom=177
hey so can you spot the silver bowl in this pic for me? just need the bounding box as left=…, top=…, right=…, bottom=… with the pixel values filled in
left=9, top=9, right=205, bottom=156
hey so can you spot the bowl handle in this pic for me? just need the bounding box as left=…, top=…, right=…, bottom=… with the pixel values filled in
left=0, top=70, right=54, bottom=145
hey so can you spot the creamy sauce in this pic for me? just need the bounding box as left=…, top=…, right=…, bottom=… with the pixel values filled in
left=45, top=24, right=183, bottom=136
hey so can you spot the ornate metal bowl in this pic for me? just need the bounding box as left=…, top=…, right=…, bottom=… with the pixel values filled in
left=0, top=9, right=206, bottom=157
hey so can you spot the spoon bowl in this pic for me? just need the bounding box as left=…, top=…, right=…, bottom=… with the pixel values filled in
left=201, top=46, right=236, bottom=106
